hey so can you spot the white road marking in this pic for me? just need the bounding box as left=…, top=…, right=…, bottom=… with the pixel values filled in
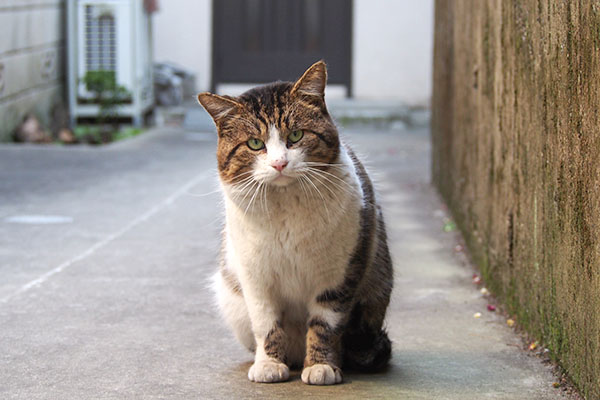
left=0, top=172, right=207, bottom=304
left=4, top=215, right=73, bottom=224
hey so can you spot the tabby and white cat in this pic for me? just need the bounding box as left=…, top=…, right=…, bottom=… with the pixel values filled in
left=198, top=61, right=393, bottom=385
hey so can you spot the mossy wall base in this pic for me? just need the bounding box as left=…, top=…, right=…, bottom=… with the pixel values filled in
left=432, top=1, right=600, bottom=398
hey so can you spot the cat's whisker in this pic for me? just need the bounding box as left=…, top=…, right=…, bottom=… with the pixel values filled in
left=297, top=175, right=311, bottom=203
left=245, top=181, right=263, bottom=217
left=230, top=173, right=256, bottom=187
left=304, top=170, right=346, bottom=207
left=237, top=179, right=260, bottom=207
left=251, top=183, right=262, bottom=214
left=230, top=181, right=254, bottom=196
left=306, top=167, right=355, bottom=190
left=301, top=173, right=332, bottom=224
left=261, top=183, right=270, bottom=219
left=299, top=165, right=352, bottom=192
left=305, top=169, right=354, bottom=197
left=304, top=162, right=346, bottom=167
left=225, top=172, right=255, bottom=189
left=185, top=188, right=221, bottom=197
left=309, top=171, right=355, bottom=197
left=231, top=170, right=256, bottom=180
left=230, top=177, right=259, bottom=201
left=304, top=169, right=339, bottom=197
left=303, top=164, right=347, bottom=171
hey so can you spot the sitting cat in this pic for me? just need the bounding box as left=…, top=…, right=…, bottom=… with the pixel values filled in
left=197, top=61, right=393, bottom=385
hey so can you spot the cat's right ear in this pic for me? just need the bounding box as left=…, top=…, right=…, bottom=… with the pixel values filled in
left=197, top=92, right=243, bottom=125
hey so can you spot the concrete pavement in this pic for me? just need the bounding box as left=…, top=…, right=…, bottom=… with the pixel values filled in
left=0, top=123, right=574, bottom=399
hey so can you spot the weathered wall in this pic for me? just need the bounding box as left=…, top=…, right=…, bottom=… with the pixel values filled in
left=0, top=0, right=65, bottom=141
left=432, top=1, right=600, bottom=398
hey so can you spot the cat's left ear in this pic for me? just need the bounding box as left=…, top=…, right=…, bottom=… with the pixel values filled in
left=291, top=60, right=327, bottom=99
left=197, top=92, right=243, bottom=125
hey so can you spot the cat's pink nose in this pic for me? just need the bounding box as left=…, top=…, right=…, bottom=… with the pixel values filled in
left=271, top=160, right=288, bottom=172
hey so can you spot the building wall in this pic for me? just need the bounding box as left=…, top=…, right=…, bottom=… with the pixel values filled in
left=352, top=0, right=433, bottom=104
left=152, top=0, right=433, bottom=105
left=432, top=2, right=600, bottom=398
left=152, top=0, right=212, bottom=98
left=0, top=0, right=65, bottom=141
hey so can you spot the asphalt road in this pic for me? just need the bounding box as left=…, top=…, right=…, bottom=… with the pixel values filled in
left=0, top=124, right=573, bottom=399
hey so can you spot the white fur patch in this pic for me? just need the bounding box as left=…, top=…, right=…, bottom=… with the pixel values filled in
left=265, top=126, right=287, bottom=166
left=308, top=303, right=343, bottom=328
left=215, top=142, right=366, bottom=364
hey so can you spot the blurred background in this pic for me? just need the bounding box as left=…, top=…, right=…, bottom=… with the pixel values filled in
left=3, top=2, right=594, bottom=398
left=0, top=0, right=433, bottom=143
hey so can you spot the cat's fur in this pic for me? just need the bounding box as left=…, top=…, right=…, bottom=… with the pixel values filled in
left=197, top=61, right=393, bottom=385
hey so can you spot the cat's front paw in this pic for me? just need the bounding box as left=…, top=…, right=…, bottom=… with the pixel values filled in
left=248, top=360, right=290, bottom=383
left=301, top=363, right=342, bottom=385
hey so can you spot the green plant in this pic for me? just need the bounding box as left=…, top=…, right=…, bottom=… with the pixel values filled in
left=113, top=127, right=143, bottom=141
left=82, top=70, right=131, bottom=125
left=72, top=125, right=102, bottom=144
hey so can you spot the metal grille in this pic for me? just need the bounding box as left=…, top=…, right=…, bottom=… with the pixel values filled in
left=84, top=5, right=116, bottom=72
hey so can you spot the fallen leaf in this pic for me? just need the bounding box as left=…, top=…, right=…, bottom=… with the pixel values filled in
left=443, top=221, right=456, bottom=232
left=529, top=341, right=539, bottom=351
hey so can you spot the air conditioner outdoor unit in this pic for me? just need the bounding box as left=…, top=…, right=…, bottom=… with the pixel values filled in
left=67, top=0, right=153, bottom=127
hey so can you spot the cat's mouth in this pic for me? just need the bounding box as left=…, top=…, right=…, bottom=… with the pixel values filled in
left=270, top=173, right=294, bottom=187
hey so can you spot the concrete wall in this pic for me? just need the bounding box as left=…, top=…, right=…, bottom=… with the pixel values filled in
left=0, top=0, right=65, bottom=141
left=432, top=1, right=600, bottom=398
left=152, top=0, right=433, bottom=105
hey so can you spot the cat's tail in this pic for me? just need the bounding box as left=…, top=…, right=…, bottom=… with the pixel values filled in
left=342, top=327, right=392, bottom=372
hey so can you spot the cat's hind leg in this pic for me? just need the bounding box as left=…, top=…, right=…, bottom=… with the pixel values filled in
left=213, top=272, right=255, bottom=352
left=342, top=231, right=393, bottom=372
left=342, top=300, right=392, bottom=372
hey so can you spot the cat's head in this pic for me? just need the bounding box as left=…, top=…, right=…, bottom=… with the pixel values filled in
left=197, top=61, right=339, bottom=188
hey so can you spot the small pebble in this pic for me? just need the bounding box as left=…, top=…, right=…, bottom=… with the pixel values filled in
left=506, top=319, right=515, bottom=327
left=433, top=209, right=445, bottom=218
left=480, top=287, right=489, bottom=295
left=473, top=312, right=482, bottom=318
left=487, top=304, right=496, bottom=312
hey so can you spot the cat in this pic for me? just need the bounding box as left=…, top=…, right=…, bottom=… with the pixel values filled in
left=197, top=61, right=393, bottom=385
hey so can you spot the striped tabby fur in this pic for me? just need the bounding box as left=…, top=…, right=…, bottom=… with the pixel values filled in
left=198, top=61, right=393, bottom=385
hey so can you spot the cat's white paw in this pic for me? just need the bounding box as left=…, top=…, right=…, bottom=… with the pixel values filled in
left=301, top=364, right=342, bottom=385
left=248, top=360, right=290, bottom=383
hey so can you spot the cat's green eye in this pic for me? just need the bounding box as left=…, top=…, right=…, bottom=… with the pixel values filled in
left=289, top=130, right=304, bottom=143
left=247, top=138, right=265, bottom=150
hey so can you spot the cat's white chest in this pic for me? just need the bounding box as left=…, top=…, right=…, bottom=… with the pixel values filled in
left=223, top=162, right=363, bottom=303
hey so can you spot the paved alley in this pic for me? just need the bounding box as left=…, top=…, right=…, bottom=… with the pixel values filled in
left=0, top=123, right=572, bottom=399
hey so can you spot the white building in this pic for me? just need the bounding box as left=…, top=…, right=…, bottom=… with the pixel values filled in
left=153, top=0, right=433, bottom=106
